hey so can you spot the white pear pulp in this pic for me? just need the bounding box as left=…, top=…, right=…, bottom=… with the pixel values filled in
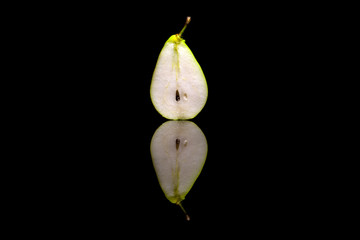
left=151, top=121, right=207, bottom=203
left=151, top=35, right=208, bottom=120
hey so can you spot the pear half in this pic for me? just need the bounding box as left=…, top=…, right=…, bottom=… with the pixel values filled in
left=150, top=121, right=208, bottom=220
left=150, top=17, right=208, bottom=120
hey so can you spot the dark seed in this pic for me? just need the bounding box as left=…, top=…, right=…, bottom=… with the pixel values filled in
left=176, top=138, right=180, bottom=150
left=176, top=90, right=180, bottom=101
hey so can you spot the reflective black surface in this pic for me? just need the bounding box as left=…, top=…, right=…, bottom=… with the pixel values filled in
left=26, top=7, right=319, bottom=236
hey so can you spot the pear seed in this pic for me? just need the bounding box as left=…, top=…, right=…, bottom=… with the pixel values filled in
left=176, top=138, right=180, bottom=150
left=176, top=90, right=180, bottom=101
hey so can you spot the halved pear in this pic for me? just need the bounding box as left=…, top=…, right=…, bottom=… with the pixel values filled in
left=150, top=17, right=208, bottom=120
left=150, top=121, right=208, bottom=220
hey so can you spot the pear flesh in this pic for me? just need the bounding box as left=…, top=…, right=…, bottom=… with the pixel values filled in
left=150, top=34, right=208, bottom=120
left=151, top=121, right=207, bottom=206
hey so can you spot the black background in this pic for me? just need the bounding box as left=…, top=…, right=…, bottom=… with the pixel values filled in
left=16, top=3, right=328, bottom=237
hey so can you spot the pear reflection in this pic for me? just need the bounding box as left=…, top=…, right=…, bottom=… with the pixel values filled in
left=150, top=121, right=207, bottom=221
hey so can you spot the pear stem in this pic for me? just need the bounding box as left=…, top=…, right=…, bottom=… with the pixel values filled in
left=177, top=202, right=190, bottom=221
left=178, top=16, right=191, bottom=38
